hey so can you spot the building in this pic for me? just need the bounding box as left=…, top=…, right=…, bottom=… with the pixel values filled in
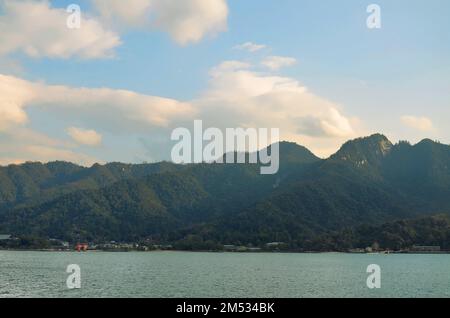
left=411, top=246, right=441, bottom=252
left=75, top=243, right=89, bottom=252
left=49, top=238, right=70, bottom=249
left=0, top=234, right=12, bottom=241
left=266, top=242, right=285, bottom=248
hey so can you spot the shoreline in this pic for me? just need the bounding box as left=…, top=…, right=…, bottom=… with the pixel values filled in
left=1, top=248, right=449, bottom=255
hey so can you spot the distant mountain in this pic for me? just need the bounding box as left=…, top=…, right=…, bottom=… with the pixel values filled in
left=1, top=136, right=450, bottom=249
left=331, top=134, right=393, bottom=165
left=0, top=161, right=180, bottom=208
left=382, top=139, right=450, bottom=212
left=277, top=141, right=320, bottom=164
left=222, top=141, right=320, bottom=166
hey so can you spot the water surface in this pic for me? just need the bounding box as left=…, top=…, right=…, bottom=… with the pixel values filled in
left=1, top=251, right=449, bottom=298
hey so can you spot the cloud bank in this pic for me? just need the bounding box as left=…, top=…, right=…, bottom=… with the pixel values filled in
left=0, top=58, right=358, bottom=163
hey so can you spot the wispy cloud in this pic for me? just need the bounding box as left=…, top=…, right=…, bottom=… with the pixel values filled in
left=401, top=116, right=434, bottom=132
left=261, top=56, right=297, bottom=70
left=234, top=42, right=267, bottom=53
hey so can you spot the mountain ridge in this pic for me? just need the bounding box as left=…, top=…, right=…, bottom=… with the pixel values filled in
left=1, top=135, right=449, bottom=249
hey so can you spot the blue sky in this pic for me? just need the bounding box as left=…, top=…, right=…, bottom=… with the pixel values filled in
left=0, top=0, right=449, bottom=165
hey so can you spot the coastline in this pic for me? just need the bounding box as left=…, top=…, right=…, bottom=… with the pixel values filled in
left=1, top=248, right=449, bottom=255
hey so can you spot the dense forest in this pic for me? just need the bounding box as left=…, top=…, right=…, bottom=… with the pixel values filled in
left=1, top=134, right=450, bottom=251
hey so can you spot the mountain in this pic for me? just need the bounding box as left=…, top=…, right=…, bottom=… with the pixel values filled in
left=383, top=139, right=450, bottom=208
left=0, top=163, right=279, bottom=242
left=190, top=135, right=415, bottom=246
left=277, top=141, right=320, bottom=164
left=331, top=134, right=393, bottom=165
left=1, top=136, right=450, bottom=249
left=0, top=161, right=181, bottom=209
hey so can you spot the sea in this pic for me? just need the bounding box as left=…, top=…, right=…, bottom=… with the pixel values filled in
left=1, top=251, right=449, bottom=298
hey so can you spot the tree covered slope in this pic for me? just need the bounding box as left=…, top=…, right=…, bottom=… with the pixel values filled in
left=1, top=136, right=450, bottom=247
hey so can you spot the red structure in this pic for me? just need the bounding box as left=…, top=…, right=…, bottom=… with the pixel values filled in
left=75, top=243, right=88, bottom=252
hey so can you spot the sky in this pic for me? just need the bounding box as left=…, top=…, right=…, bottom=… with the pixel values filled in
left=0, top=0, right=449, bottom=165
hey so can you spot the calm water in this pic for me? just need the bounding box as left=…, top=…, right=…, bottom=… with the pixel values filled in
left=0, top=251, right=449, bottom=298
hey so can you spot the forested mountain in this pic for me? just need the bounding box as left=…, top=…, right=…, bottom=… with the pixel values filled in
left=1, top=135, right=450, bottom=249
left=0, top=161, right=180, bottom=208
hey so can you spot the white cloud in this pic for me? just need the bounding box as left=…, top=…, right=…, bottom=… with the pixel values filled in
left=0, top=72, right=195, bottom=164
left=0, top=127, right=99, bottom=166
left=152, top=0, right=229, bottom=45
left=0, top=0, right=121, bottom=59
left=0, top=74, right=194, bottom=133
left=194, top=61, right=357, bottom=157
left=67, top=127, right=103, bottom=147
left=0, top=75, right=33, bottom=130
left=0, top=0, right=230, bottom=61
left=210, top=60, right=251, bottom=75
left=0, top=58, right=359, bottom=163
left=92, top=0, right=153, bottom=27
left=401, top=116, right=434, bottom=132
left=234, top=42, right=267, bottom=53
left=92, top=0, right=229, bottom=45
left=261, top=56, right=297, bottom=70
